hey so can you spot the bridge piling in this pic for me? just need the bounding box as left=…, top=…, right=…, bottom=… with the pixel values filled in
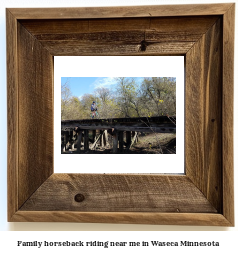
left=103, top=130, right=108, bottom=147
left=77, top=130, right=82, bottom=153
left=126, top=131, right=131, bottom=149
left=92, top=130, right=96, bottom=143
left=84, top=129, right=89, bottom=151
left=118, top=131, right=124, bottom=152
left=131, top=131, right=138, bottom=148
left=112, top=130, right=118, bottom=153
left=100, top=130, right=104, bottom=148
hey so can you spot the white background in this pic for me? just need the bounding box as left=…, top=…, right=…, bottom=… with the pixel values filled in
left=55, top=56, right=184, bottom=174
left=0, top=0, right=237, bottom=252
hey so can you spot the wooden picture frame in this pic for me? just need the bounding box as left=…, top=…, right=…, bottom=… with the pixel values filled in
left=7, top=3, right=234, bottom=226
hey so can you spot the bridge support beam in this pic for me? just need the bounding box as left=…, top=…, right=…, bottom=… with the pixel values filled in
left=62, top=131, right=70, bottom=152
left=63, top=132, right=67, bottom=152
left=103, top=130, right=108, bottom=147
left=100, top=130, right=104, bottom=147
left=118, top=131, right=124, bottom=152
left=77, top=130, right=82, bottom=153
left=132, top=131, right=138, bottom=143
left=126, top=131, right=131, bottom=149
left=61, top=131, right=65, bottom=152
left=92, top=130, right=96, bottom=142
left=84, top=130, right=89, bottom=151
left=69, top=130, right=73, bottom=150
left=72, top=130, right=77, bottom=150
left=131, top=131, right=138, bottom=148
left=112, top=130, right=118, bottom=153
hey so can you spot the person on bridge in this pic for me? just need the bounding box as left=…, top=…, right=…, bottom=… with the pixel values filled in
left=91, top=101, right=98, bottom=118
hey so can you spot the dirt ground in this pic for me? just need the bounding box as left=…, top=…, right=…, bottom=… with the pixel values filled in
left=63, top=132, right=176, bottom=154
left=129, top=132, right=176, bottom=154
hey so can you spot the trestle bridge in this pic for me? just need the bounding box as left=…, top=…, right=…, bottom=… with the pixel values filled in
left=61, top=116, right=176, bottom=153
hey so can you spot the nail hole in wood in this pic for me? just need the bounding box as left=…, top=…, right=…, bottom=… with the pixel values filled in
left=74, top=193, right=85, bottom=202
left=140, top=40, right=147, bottom=51
left=211, top=119, right=215, bottom=122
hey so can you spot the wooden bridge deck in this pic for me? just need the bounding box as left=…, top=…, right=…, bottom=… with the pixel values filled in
left=62, top=116, right=176, bottom=133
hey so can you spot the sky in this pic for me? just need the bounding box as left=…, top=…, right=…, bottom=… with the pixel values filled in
left=61, top=77, right=144, bottom=98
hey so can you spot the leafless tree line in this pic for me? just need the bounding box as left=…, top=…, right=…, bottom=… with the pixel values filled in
left=61, top=77, right=176, bottom=120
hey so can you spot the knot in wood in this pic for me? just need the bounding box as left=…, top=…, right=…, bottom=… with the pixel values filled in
left=74, top=193, right=85, bottom=202
left=140, top=40, right=147, bottom=51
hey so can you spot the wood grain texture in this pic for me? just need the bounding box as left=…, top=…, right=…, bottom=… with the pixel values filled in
left=7, top=9, right=18, bottom=221
left=17, top=23, right=54, bottom=208
left=20, top=174, right=217, bottom=213
left=20, top=17, right=218, bottom=34
left=8, top=4, right=233, bottom=19
left=11, top=211, right=231, bottom=226
left=19, top=17, right=218, bottom=56
left=38, top=41, right=193, bottom=56
left=222, top=4, right=235, bottom=226
left=186, top=18, right=222, bottom=212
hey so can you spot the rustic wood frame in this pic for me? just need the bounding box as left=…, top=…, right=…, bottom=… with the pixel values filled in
left=7, top=4, right=234, bottom=226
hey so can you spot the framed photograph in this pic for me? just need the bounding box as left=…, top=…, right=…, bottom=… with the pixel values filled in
left=55, top=56, right=184, bottom=174
left=7, top=3, right=234, bottom=225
